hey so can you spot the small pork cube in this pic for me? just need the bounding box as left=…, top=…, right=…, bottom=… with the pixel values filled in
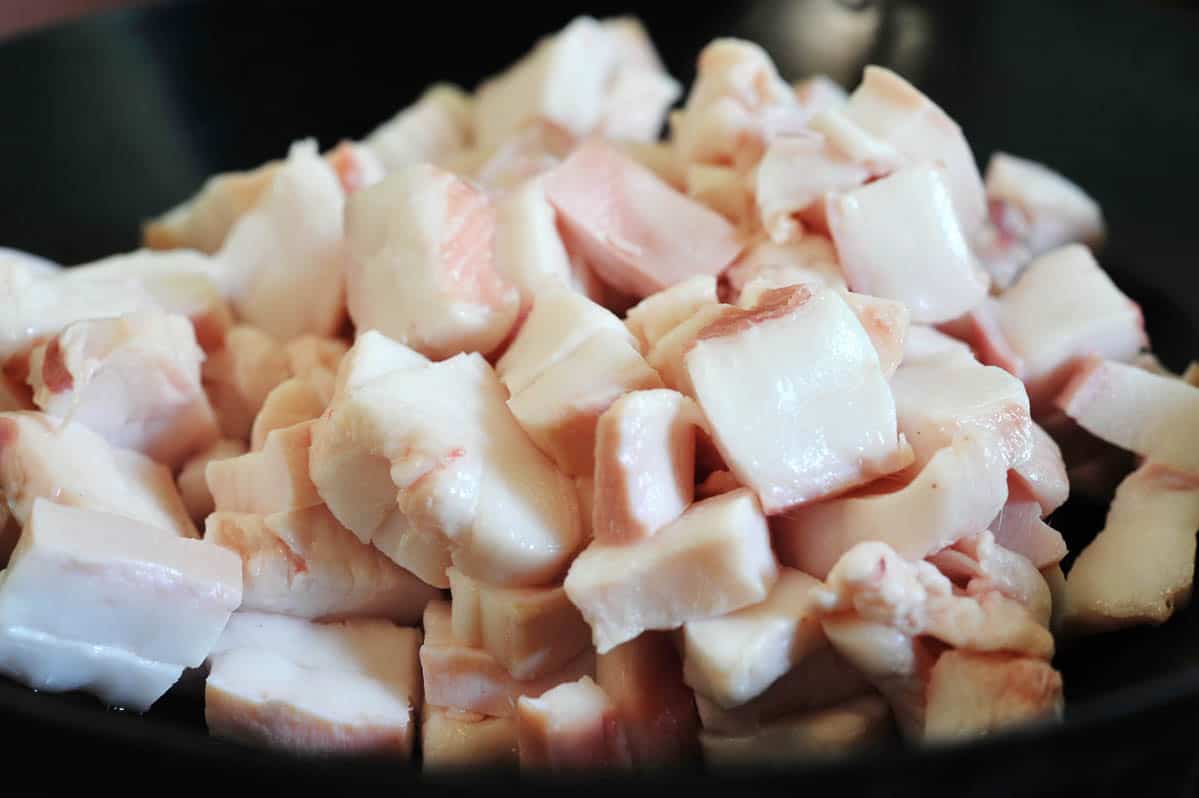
left=507, top=331, right=663, bottom=477
left=344, top=164, right=519, bottom=360
left=923, top=650, right=1062, bottom=742
left=1057, top=357, right=1199, bottom=474
left=699, top=695, right=892, bottom=765
left=177, top=439, right=247, bottom=523
left=593, top=390, right=705, bottom=544
left=827, top=165, right=988, bottom=324
left=544, top=140, right=743, bottom=299
left=565, top=488, right=778, bottom=653
left=1064, top=463, right=1199, bottom=632
left=310, top=353, right=581, bottom=588
left=447, top=567, right=591, bottom=681
left=682, top=569, right=825, bottom=708
left=207, top=421, right=321, bottom=515
left=201, top=325, right=292, bottom=441
left=422, top=706, right=519, bottom=770
left=248, top=377, right=326, bottom=451
left=984, top=152, right=1105, bottom=257
left=206, top=506, right=439, bottom=623
left=496, top=287, right=637, bottom=395
left=420, top=601, right=595, bottom=718
left=754, top=134, right=869, bottom=242
left=775, top=434, right=1010, bottom=579
left=517, top=676, right=631, bottom=770
left=596, top=632, right=700, bottom=766
left=363, top=83, right=473, bottom=172
left=725, top=235, right=847, bottom=303
left=844, top=66, right=986, bottom=237
left=0, top=499, right=240, bottom=667
left=0, top=412, right=196, bottom=538
left=26, top=311, right=219, bottom=468
left=683, top=285, right=906, bottom=513
left=996, top=245, right=1146, bottom=409
left=219, top=140, right=346, bottom=340
left=624, top=275, right=718, bottom=352
left=206, top=615, right=422, bottom=757
left=1009, top=423, right=1069, bottom=517
left=492, top=178, right=574, bottom=313
left=332, top=329, right=429, bottom=401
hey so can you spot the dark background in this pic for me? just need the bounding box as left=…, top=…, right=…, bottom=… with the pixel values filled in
left=1, top=0, right=1199, bottom=794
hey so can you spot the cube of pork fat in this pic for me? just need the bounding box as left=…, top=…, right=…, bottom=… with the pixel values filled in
left=985, top=152, right=1105, bottom=258
left=839, top=293, right=910, bottom=378
left=363, top=84, right=473, bottom=172
left=938, top=297, right=1025, bottom=378
left=311, top=353, right=581, bottom=588
left=564, top=488, right=778, bottom=654
left=422, top=706, right=519, bottom=770
left=996, top=246, right=1146, bottom=411
left=624, top=275, right=719, bottom=352
left=927, top=531, right=1052, bottom=627
left=827, top=165, right=989, bottom=324
left=420, top=600, right=596, bottom=717
left=507, top=332, right=663, bottom=477
left=447, top=567, right=591, bottom=680
left=685, top=164, right=755, bottom=229
left=344, top=164, right=520, bottom=360
left=26, top=311, right=219, bottom=469
left=1057, top=357, right=1199, bottom=475
left=0, top=412, right=197, bottom=538
left=844, top=66, right=987, bottom=238
left=544, top=140, right=743, bottom=299
left=596, top=632, right=701, bottom=765
left=177, top=439, right=248, bottom=523
left=683, top=285, right=907, bottom=513
left=1064, top=463, right=1199, bottom=632
left=682, top=569, right=826, bottom=708
left=1009, top=423, right=1069, bottom=517
left=699, top=695, right=892, bottom=765
left=496, top=287, right=637, bottom=395
left=517, top=676, right=632, bottom=770
left=248, top=377, right=326, bottom=451
left=0, top=499, right=240, bottom=667
left=207, top=421, right=321, bottom=515
left=284, top=335, right=348, bottom=382
left=754, top=133, right=870, bottom=243
left=592, top=390, right=706, bottom=545
left=206, top=615, right=422, bottom=756
left=923, top=650, right=1062, bottom=742
left=218, top=140, right=347, bottom=341
left=988, top=489, right=1068, bottom=571
left=725, top=235, right=847, bottom=306
left=492, top=178, right=575, bottom=313
left=206, top=507, right=438, bottom=623
left=201, top=325, right=293, bottom=440
left=596, top=17, right=681, bottom=142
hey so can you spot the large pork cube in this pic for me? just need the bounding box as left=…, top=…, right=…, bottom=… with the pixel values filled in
left=219, top=140, right=346, bottom=340
left=248, top=377, right=326, bottom=451
left=775, top=434, right=1009, bottom=579
left=682, top=569, right=825, bottom=708
left=754, top=134, right=869, bottom=242
left=624, top=275, right=718, bottom=352
left=0, top=412, right=196, bottom=538
left=422, top=706, right=519, bottom=770
left=447, top=567, right=591, bottom=681
left=517, top=676, right=631, bottom=771
left=206, top=506, right=439, bottom=624
left=596, top=632, right=700, bottom=766
left=564, top=488, right=778, bottom=653
left=27, top=311, right=218, bottom=468
left=311, top=353, right=582, bottom=588
left=0, top=499, right=240, bottom=667
left=201, top=325, right=292, bottom=441
left=996, top=245, right=1146, bottom=409
left=207, top=421, right=321, bottom=515
left=985, top=152, right=1105, bottom=257
left=827, top=165, right=988, bottom=324
left=593, top=390, right=706, bottom=545
left=544, top=140, right=743, bottom=299
left=177, top=439, right=247, bottom=523
left=344, top=164, right=519, bottom=360
left=684, top=285, right=906, bottom=513
left=923, top=650, right=1062, bottom=742
left=363, top=83, right=473, bottom=172
left=1064, top=463, right=1199, bottom=632
left=507, top=332, right=663, bottom=477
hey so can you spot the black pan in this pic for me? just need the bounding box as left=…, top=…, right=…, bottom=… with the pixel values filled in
left=2, top=1, right=1198, bottom=793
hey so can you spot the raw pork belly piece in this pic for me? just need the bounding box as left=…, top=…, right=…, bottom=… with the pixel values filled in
left=923, top=650, right=1062, bottom=742
left=684, top=285, right=907, bottom=513
left=205, top=613, right=422, bottom=757
left=363, top=84, right=473, bottom=172
left=565, top=488, right=778, bottom=653
left=827, top=165, right=988, bottom=324
left=517, top=676, right=631, bottom=770
left=344, top=164, right=520, bottom=360
left=643, top=303, right=733, bottom=396
left=544, top=140, right=743, bottom=299
left=310, top=353, right=581, bottom=588
left=624, top=275, right=719, bottom=352
left=422, top=706, right=519, bottom=770
left=206, top=421, right=321, bottom=515
left=206, top=506, right=438, bottom=623
left=27, top=310, right=219, bottom=468
left=984, top=152, right=1104, bottom=260
left=177, top=439, right=247, bottom=523
left=201, top=325, right=292, bottom=440
left=995, top=245, right=1146, bottom=410
left=754, top=134, right=869, bottom=242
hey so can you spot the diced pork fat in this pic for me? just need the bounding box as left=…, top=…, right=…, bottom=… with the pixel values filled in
left=207, top=421, right=321, bottom=515
left=645, top=303, right=733, bottom=396
left=624, top=275, right=719, bottom=352
left=177, top=439, right=247, bottom=523
left=363, top=83, right=474, bottom=172
left=840, top=292, right=910, bottom=378
left=988, top=490, right=1068, bottom=570
left=471, top=121, right=576, bottom=194
left=201, top=325, right=292, bottom=441
left=984, top=152, right=1105, bottom=261
left=613, top=141, right=686, bottom=189
left=686, top=164, right=754, bottom=229
left=597, top=17, right=682, bottom=142
left=793, top=75, right=848, bottom=113
left=725, top=235, right=847, bottom=305
left=422, top=706, right=519, bottom=770
left=248, top=377, right=326, bottom=452
left=144, top=165, right=282, bottom=255
left=938, top=297, right=1025, bottom=377
left=923, top=650, right=1063, bottom=742
left=492, top=178, right=574, bottom=313
left=927, top=530, right=1052, bottom=627
left=517, top=676, right=632, bottom=771
left=332, top=330, right=429, bottom=402
left=284, top=335, right=348, bottom=382
left=755, top=134, right=870, bottom=242
left=1009, top=422, right=1069, bottom=516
